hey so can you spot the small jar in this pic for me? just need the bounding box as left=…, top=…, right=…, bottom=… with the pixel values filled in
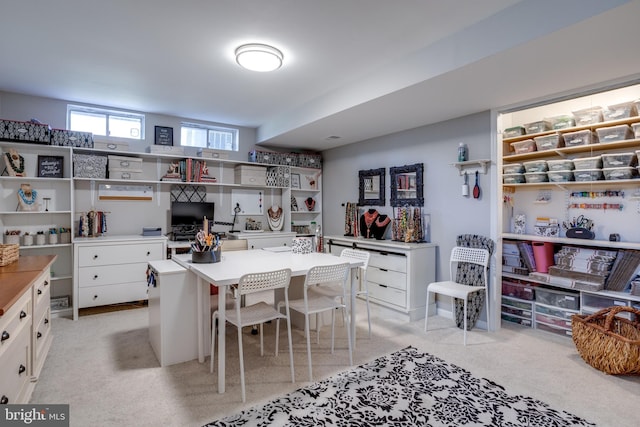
left=457, top=142, right=468, bottom=162
left=36, top=234, right=46, bottom=245
left=49, top=233, right=58, bottom=245
left=23, top=234, right=34, bottom=246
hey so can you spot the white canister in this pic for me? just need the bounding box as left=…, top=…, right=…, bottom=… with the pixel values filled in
left=23, top=234, right=34, bottom=246
left=5, top=234, right=20, bottom=245
left=36, top=234, right=46, bottom=245
left=49, top=233, right=58, bottom=245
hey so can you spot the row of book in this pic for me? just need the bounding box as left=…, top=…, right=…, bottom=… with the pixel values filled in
left=162, top=158, right=217, bottom=183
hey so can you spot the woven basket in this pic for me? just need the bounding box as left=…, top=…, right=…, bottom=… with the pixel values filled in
left=572, top=306, right=640, bottom=375
left=0, top=243, right=20, bottom=266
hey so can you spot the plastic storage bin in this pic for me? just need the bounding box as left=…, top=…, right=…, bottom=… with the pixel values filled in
left=503, top=163, right=524, bottom=174
left=524, top=172, right=548, bottom=183
left=503, top=126, right=526, bottom=138
left=574, top=169, right=604, bottom=182
left=510, top=139, right=536, bottom=154
left=632, top=122, right=640, bottom=139
left=523, top=160, right=548, bottom=173
left=533, top=134, right=563, bottom=151
left=601, top=152, right=637, bottom=168
left=547, top=159, right=574, bottom=171
left=535, top=313, right=572, bottom=329
left=503, top=173, right=525, bottom=184
left=572, top=155, right=602, bottom=170
left=524, top=120, right=551, bottom=134
left=536, top=321, right=573, bottom=337
left=572, top=106, right=603, bottom=125
left=547, top=115, right=575, bottom=130
left=502, top=305, right=532, bottom=318
left=547, top=170, right=574, bottom=182
left=562, top=129, right=597, bottom=146
left=603, top=167, right=637, bottom=180
left=501, top=297, right=532, bottom=311
left=535, top=287, right=580, bottom=310
left=501, top=313, right=533, bottom=327
left=535, top=304, right=575, bottom=320
left=596, top=124, right=633, bottom=143
left=602, top=102, right=637, bottom=121
left=502, top=280, right=535, bottom=300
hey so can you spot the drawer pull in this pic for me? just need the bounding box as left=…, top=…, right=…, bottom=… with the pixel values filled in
left=93, top=295, right=98, bottom=300
left=93, top=274, right=99, bottom=280
left=44, top=318, right=49, bottom=325
left=379, top=268, right=388, bottom=272
left=20, top=310, right=27, bottom=319
left=38, top=289, right=42, bottom=295
left=147, top=251, right=151, bottom=256
left=44, top=280, right=49, bottom=287
left=18, top=364, right=26, bottom=375
left=379, top=284, right=388, bottom=288
left=37, top=331, right=42, bottom=339
left=1, top=331, right=9, bottom=342
left=1, top=395, right=8, bottom=404
left=93, top=254, right=99, bottom=260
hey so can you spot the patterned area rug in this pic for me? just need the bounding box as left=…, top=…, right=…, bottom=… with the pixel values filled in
left=205, top=346, right=594, bottom=427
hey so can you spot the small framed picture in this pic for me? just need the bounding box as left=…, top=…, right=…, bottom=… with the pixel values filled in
left=37, top=155, right=64, bottom=178
left=291, top=173, right=301, bottom=189
left=154, top=126, right=173, bottom=146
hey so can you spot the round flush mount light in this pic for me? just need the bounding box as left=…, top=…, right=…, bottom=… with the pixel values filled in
left=235, top=43, right=283, bottom=72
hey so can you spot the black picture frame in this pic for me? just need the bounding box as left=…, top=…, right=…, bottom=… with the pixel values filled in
left=154, top=126, right=173, bottom=146
left=37, top=155, right=64, bottom=178
left=390, top=163, right=424, bottom=207
left=358, top=168, right=385, bottom=206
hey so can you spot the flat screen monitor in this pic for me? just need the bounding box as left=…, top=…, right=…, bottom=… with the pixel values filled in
left=170, top=201, right=214, bottom=232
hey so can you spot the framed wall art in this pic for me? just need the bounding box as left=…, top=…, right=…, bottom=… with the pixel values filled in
left=154, top=126, right=173, bottom=146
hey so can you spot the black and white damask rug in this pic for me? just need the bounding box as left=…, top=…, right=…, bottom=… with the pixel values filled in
left=204, top=346, right=594, bottom=427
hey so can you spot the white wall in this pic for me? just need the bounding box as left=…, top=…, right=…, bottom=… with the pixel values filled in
left=322, top=111, right=495, bottom=282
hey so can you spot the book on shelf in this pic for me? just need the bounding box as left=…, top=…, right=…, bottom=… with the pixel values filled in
left=517, top=241, right=536, bottom=273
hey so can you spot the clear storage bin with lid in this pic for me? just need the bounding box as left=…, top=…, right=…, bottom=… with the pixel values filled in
left=562, top=129, right=597, bottom=146
left=523, top=160, right=548, bottom=173
left=509, top=139, right=536, bottom=154
left=596, top=124, right=633, bottom=143
left=547, top=159, right=574, bottom=171
left=572, top=155, right=602, bottom=170
left=574, top=169, right=604, bottom=182
left=601, top=152, right=637, bottom=168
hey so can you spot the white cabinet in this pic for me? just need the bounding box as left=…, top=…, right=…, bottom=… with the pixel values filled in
left=228, top=231, right=296, bottom=250
left=498, top=82, right=640, bottom=336
left=31, top=269, right=52, bottom=379
left=325, top=236, right=437, bottom=322
left=73, top=236, right=166, bottom=319
left=0, top=288, right=31, bottom=405
left=290, top=166, right=322, bottom=236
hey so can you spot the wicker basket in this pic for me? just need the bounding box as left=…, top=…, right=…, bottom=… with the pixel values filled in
left=0, top=243, right=20, bottom=266
left=572, top=306, right=640, bottom=375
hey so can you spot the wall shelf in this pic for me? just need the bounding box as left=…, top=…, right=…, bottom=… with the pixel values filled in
left=452, top=159, right=491, bottom=175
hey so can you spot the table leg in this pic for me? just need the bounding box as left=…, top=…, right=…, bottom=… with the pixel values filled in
left=217, top=284, right=226, bottom=393
left=197, top=276, right=205, bottom=363
left=350, top=266, right=358, bottom=348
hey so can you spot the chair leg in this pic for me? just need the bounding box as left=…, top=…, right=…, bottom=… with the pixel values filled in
left=463, top=298, right=468, bottom=346
left=484, top=290, right=490, bottom=332
left=330, top=307, right=336, bottom=354
left=275, top=318, right=280, bottom=356
left=345, top=306, right=353, bottom=366
left=238, top=325, right=246, bottom=402
left=364, top=293, right=372, bottom=339
left=285, top=316, right=295, bottom=383
left=424, top=290, right=430, bottom=332
left=210, top=311, right=218, bottom=373
left=259, top=323, right=264, bottom=357
left=305, top=314, right=313, bottom=382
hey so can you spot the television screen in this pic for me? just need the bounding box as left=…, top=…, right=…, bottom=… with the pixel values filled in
left=170, top=201, right=214, bottom=231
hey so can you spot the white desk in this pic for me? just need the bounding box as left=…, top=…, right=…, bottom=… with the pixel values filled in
left=172, top=250, right=363, bottom=393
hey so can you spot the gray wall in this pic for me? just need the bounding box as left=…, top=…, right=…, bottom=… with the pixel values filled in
left=322, top=111, right=496, bottom=282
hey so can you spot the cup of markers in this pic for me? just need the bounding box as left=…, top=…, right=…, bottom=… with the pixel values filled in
left=191, top=220, right=222, bottom=263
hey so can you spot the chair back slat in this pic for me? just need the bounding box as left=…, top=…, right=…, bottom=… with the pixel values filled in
left=305, top=263, right=350, bottom=287
left=237, top=268, right=291, bottom=296
left=339, top=248, right=370, bottom=269
left=449, top=246, right=490, bottom=286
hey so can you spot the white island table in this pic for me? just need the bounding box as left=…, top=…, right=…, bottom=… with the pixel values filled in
left=172, top=249, right=364, bottom=393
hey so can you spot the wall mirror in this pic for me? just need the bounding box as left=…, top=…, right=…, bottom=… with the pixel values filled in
left=358, top=168, right=385, bottom=206
left=390, top=163, right=424, bottom=207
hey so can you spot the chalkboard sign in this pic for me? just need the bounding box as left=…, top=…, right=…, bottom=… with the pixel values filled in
left=155, top=126, right=173, bottom=146
left=37, top=155, right=64, bottom=178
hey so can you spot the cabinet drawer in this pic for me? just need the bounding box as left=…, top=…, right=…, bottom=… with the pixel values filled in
left=78, top=242, right=163, bottom=266
left=582, top=293, right=628, bottom=311
left=246, top=236, right=292, bottom=250
left=0, top=327, right=30, bottom=405
left=535, top=304, right=575, bottom=320
left=368, top=282, right=406, bottom=308
left=79, top=282, right=148, bottom=308
left=33, top=270, right=51, bottom=318
left=368, top=267, right=407, bottom=291
left=0, top=290, right=31, bottom=361
left=535, top=313, right=572, bottom=329
left=33, top=308, right=51, bottom=364
left=78, top=262, right=149, bottom=288
left=369, top=251, right=406, bottom=272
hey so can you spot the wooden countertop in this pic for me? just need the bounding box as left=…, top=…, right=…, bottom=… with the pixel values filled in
left=0, top=255, right=57, bottom=316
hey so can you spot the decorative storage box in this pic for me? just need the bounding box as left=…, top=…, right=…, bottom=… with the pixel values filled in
left=197, top=147, right=228, bottom=159
left=523, top=160, right=548, bottom=173
left=510, top=139, right=536, bottom=154
left=109, top=168, right=143, bottom=180
left=93, top=136, right=130, bottom=151
left=534, top=224, right=560, bottom=237
left=595, top=124, right=633, bottom=143
left=533, top=134, right=563, bottom=151
left=148, top=145, right=185, bottom=155
left=547, top=170, right=574, bottom=182
left=572, top=155, right=602, bottom=170
left=572, top=106, right=603, bottom=125
left=523, top=120, right=551, bottom=134
left=601, top=152, right=637, bottom=168
left=562, top=129, right=597, bottom=146
left=297, top=152, right=322, bottom=168
left=603, top=167, right=637, bottom=180
left=109, top=155, right=143, bottom=180
left=547, top=159, right=574, bottom=171
left=50, top=129, right=94, bottom=147
left=73, top=153, right=107, bottom=178
left=0, top=119, right=51, bottom=144
left=574, top=169, right=604, bottom=182
left=602, top=102, right=637, bottom=121
left=234, top=164, right=267, bottom=185
left=503, top=126, right=526, bottom=138
left=266, top=166, right=290, bottom=187
left=503, top=173, right=525, bottom=184
left=248, top=150, right=279, bottom=165
left=503, top=163, right=524, bottom=174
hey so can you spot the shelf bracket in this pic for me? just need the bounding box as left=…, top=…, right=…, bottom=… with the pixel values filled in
left=452, top=159, right=491, bottom=176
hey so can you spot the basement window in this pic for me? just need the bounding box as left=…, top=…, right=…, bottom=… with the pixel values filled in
left=180, top=122, right=238, bottom=151
left=67, top=105, right=145, bottom=139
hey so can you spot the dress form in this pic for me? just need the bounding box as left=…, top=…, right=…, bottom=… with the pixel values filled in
left=371, top=214, right=391, bottom=240
left=359, top=209, right=379, bottom=238
left=17, top=183, right=39, bottom=211
left=4, top=148, right=26, bottom=177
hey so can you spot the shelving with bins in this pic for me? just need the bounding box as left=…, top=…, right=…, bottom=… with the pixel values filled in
left=289, top=166, right=322, bottom=235
left=497, top=82, right=640, bottom=336
left=0, top=142, right=74, bottom=317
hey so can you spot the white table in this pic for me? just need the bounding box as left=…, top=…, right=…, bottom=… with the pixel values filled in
left=172, top=250, right=363, bottom=393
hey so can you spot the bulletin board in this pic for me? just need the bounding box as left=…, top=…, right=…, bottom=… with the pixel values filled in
left=231, top=189, right=263, bottom=215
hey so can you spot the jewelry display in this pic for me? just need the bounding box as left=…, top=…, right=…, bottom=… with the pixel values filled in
left=78, top=210, right=108, bottom=237
left=391, top=206, right=424, bottom=242
left=17, top=183, right=39, bottom=211
left=304, top=197, right=316, bottom=211
left=4, top=148, right=26, bottom=177
left=267, top=205, right=284, bottom=231
left=360, top=209, right=379, bottom=238
left=372, top=214, right=391, bottom=240
left=344, top=202, right=359, bottom=237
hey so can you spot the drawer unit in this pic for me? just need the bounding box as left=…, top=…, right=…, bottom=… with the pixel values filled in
left=0, top=288, right=32, bottom=405
left=501, top=296, right=534, bottom=327
left=535, top=287, right=580, bottom=310
left=74, top=237, right=165, bottom=318
left=535, top=312, right=572, bottom=329
left=368, top=282, right=406, bottom=308
left=536, top=321, right=573, bottom=338
left=32, top=270, right=51, bottom=319
left=0, top=289, right=31, bottom=362
left=32, top=307, right=51, bottom=376
left=501, top=313, right=533, bottom=327
left=367, top=267, right=407, bottom=291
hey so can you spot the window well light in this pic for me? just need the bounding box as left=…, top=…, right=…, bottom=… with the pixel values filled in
left=235, top=43, right=283, bottom=72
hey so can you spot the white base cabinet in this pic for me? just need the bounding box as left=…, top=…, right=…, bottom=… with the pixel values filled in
left=325, top=236, right=437, bottom=322
left=73, top=236, right=166, bottom=320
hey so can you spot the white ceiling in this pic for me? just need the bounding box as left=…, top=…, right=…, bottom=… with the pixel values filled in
left=1, top=0, right=639, bottom=151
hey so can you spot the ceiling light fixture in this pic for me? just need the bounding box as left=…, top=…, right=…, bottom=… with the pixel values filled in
left=235, top=43, right=283, bottom=72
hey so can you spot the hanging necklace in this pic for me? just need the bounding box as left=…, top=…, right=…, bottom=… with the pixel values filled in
left=375, top=214, right=391, bottom=227
left=18, top=188, right=38, bottom=205
left=5, top=152, right=25, bottom=174
left=304, top=197, right=316, bottom=211
left=363, top=210, right=379, bottom=238
left=268, top=206, right=282, bottom=220
left=267, top=206, right=283, bottom=230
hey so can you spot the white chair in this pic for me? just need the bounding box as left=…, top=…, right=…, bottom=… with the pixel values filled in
left=282, top=262, right=352, bottom=381
left=339, top=248, right=372, bottom=339
left=211, top=268, right=294, bottom=402
left=424, top=246, right=490, bottom=345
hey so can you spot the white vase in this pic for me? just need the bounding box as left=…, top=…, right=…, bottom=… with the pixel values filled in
left=23, top=235, right=34, bottom=246
left=36, top=234, right=46, bottom=245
